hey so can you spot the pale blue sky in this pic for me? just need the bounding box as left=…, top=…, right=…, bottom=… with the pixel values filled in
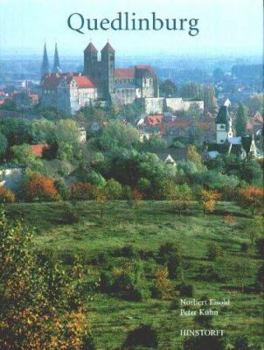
left=0, top=0, right=263, bottom=57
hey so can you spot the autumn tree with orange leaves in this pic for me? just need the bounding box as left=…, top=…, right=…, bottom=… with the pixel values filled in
left=24, top=173, right=60, bottom=202
left=238, top=186, right=264, bottom=216
left=0, top=210, right=94, bottom=350
left=200, top=190, right=221, bottom=215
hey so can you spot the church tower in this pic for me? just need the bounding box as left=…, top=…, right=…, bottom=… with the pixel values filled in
left=216, top=106, right=233, bottom=144
left=41, top=43, right=50, bottom=77
left=83, top=42, right=98, bottom=79
left=101, top=42, right=115, bottom=100
left=53, top=43, right=61, bottom=73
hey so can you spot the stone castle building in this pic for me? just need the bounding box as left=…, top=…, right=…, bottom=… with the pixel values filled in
left=40, top=42, right=158, bottom=114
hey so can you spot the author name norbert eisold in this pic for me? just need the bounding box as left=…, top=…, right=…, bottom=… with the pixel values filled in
left=180, top=298, right=231, bottom=306
left=180, top=329, right=225, bottom=337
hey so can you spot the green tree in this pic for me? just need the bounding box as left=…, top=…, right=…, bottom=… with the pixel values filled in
left=160, top=79, right=177, bottom=97
left=99, top=121, right=140, bottom=151
left=203, top=85, right=217, bottom=113
left=0, top=132, right=8, bottom=158
left=104, top=178, right=123, bottom=200
left=186, top=145, right=203, bottom=170
left=54, top=119, right=82, bottom=161
left=235, top=104, right=248, bottom=137
left=11, top=144, right=43, bottom=171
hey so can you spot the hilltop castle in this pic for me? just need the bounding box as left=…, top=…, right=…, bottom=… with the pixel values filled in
left=40, top=42, right=159, bottom=114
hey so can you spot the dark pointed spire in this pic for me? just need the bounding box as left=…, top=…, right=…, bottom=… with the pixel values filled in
left=41, top=43, right=50, bottom=77
left=53, top=43, right=61, bottom=73
left=84, top=42, right=98, bottom=53
left=101, top=42, right=115, bottom=53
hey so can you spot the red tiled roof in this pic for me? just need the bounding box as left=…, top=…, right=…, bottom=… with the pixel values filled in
left=31, top=144, right=50, bottom=157
left=135, top=65, right=155, bottom=75
left=145, top=115, right=163, bottom=125
left=114, top=68, right=135, bottom=79
left=72, top=76, right=95, bottom=88
left=42, top=73, right=68, bottom=89
left=197, top=122, right=212, bottom=130
left=42, top=73, right=95, bottom=90
left=168, top=119, right=192, bottom=128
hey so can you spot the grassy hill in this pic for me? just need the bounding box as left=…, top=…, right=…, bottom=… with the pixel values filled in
left=5, top=201, right=263, bottom=349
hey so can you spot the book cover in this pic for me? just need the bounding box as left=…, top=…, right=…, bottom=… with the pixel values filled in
left=0, top=0, right=263, bottom=349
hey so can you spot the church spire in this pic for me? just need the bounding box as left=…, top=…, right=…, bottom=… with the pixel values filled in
left=53, top=43, right=61, bottom=73
left=41, top=43, right=50, bottom=77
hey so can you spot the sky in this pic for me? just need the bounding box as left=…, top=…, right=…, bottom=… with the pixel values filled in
left=0, top=0, right=263, bottom=58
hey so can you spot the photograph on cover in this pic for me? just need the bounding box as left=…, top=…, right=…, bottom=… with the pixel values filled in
left=0, top=0, right=263, bottom=349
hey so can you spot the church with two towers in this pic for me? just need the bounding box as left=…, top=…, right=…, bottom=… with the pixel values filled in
left=40, top=42, right=159, bottom=114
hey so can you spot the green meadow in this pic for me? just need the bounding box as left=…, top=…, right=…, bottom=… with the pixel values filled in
left=5, top=201, right=263, bottom=349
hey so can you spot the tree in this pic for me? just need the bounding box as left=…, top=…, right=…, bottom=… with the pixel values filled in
left=0, top=118, right=32, bottom=146
left=256, top=263, right=264, bottom=292
left=160, top=79, right=177, bottom=97
left=238, top=186, right=264, bottom=216
left=11, top=144, right=43, bottom=172
left=213, top=68, right=224, bottom=82
left=24, top=173, right=60, bottom=201
left=152, top=267, right=173, bottom=299
left=123, top=324, right=158, bottom=349
left=186, top=145, right=203, bottom=170
left=173, top=184, right=192, bottom=215
left=0, top=132, right=8, bottom=158
left=31, top=118, right=55, bottom=144
left=200, top=190, right=221, bottom=214
left=0, top=210, right=93, bottom=350
left=99, top=121, right=140, bottom=151
left=183, top=336, right=225, bottom=350
left=203, top=85, right=217, bottom=113
left=104, top=178, right=123, bottom=200
left=54, top=119, right=82, bottom=161
left=0, top=187, right=16, bottom=203
left=180, top=82, right=203, bottom=100
left=235, top=104, right=248, bottom=137
left=70, top=182, right=98, bottom=201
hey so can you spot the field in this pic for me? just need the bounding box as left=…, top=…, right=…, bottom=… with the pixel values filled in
left=5, top=201, right=263, bottom=350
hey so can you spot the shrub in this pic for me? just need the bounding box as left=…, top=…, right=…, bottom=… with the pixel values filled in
left=24, top=173, right=60, bottom=201
left=0, top=187, right=16, bottom=203
left=157, top=242, right=182, bottom=265
left=100, top=264, right=149, bottom=301
left=100, top=271, right=114, bottom=293
left=123, top=324, right=158, bottom=349
left=240, top=242, right=249, bottom=253
left=198, top=265, right=220, bottom=282
left=183, top=336, right=225, bottom=350
left=234, top=336, right=250, bottom=350
left=115, top=244, right=139, bottom=258
left=255, top=238, right=264, bottom=258
left=207, top=242, right=223, bottom=260
left=70, top=182, right=98, bottom=200
left=256, top=263, right=264, bottom=292
left=151, top=267, right=173, bottom=299
left=55, top=179, right=70, bottom=200
left=179, top=283, right=193, bottom=297
left=104, top=178, right=123, bottom=200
